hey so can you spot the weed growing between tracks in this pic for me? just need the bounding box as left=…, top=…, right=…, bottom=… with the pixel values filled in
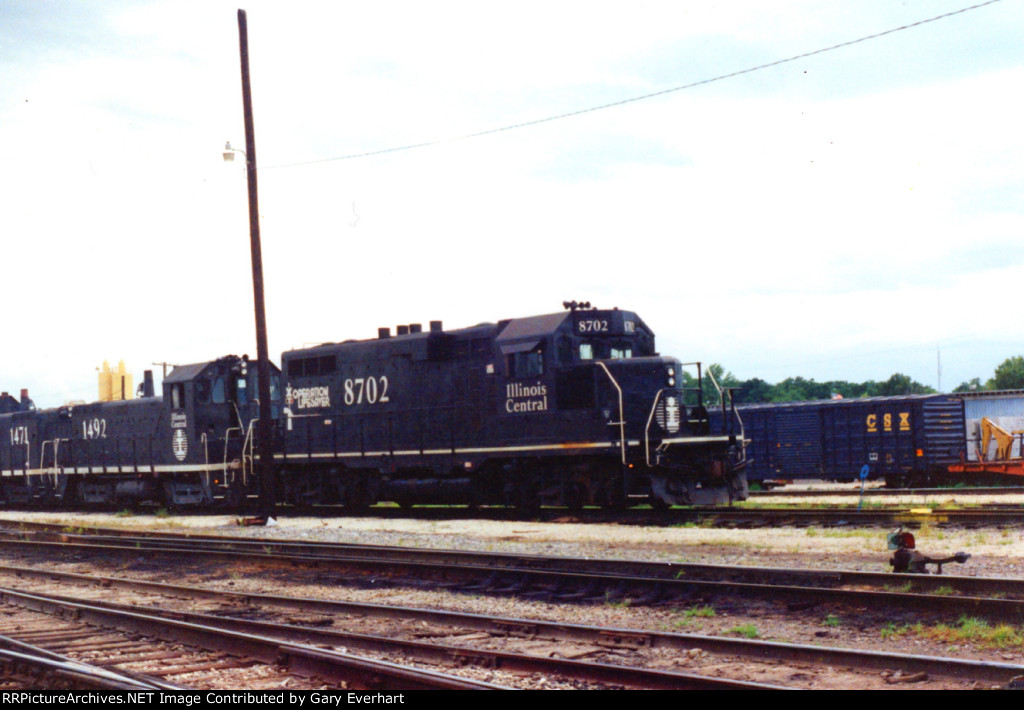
left=667, top=605, right=717, bottom=631
left=728, top=624, right=761, bottom=639
left=881, top=616, right=1024, bottom=650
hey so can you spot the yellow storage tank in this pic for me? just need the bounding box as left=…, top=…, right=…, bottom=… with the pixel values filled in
left=98, top=360, right=134, bottom=402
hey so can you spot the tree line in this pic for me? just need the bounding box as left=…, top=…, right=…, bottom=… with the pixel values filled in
left=680, top=356, right=1024, bottom=405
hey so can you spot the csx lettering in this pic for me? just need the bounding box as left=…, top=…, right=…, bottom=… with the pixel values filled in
left=82, top=418, right=107, bottom=440
left=884, top=413, right=892, bottom=432
left=578, top=319, right=609, bottom=333
left=899, top=412, right=911, bottom=431
left=9, top=426, right=29, bottom=446
left=866, top=414, right=877, bottom=432
left=344, top=376, right=389, bottom=406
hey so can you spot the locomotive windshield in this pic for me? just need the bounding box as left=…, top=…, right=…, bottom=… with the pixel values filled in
left=573, top=336, right=652, bottom=362
left=563, top=311, right=656, bottom=363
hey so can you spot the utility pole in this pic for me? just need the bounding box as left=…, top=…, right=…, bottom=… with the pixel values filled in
left=236, top=9, right=276, bottom=519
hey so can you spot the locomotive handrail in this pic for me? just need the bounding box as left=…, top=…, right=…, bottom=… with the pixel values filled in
left=223, top=427, right=242, bottom=470
left=220, top=426, right=244, bottom=498
left=40, top=439, right=55, bottom=473
left=241, top=420, right=256, bottom=485
left=594, top=362, right=627, bottom=464
left=40, top=439, right=62, bottom=487
left=705, top=365, right=724, bottom=408
left=702, top=367, right=747, bottom=462
left=643, top=389, right=668, bottom=467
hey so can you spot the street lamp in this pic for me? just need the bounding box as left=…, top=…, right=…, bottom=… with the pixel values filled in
left=223, top=141, right=244, bottom=162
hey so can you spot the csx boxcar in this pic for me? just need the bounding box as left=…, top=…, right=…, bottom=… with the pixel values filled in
left=277, top=307, right=747, bottom=509
left=0, top=355, right=280, bottom=507
left=732, top=394, right=965, bottom=486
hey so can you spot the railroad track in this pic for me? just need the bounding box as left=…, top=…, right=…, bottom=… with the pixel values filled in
left=2, top=501, right=1023, bottom=527
left=0, top=563, right=1017, bottom=689
left=0, top=585, right=509, bottom=690
left=750, top=486, right=1024, bottom=498
left=0, top=520, right=1022, bottom=625
left=0, top=569, right=781, bottom=690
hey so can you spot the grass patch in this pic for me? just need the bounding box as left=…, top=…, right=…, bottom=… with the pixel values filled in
left=885, top=581, right=914, bottom=593
left=822, top=614, right=840, bottom=628
left=880, top=622, right=913, bottom=640
left=923, top=617, right=1024, bottom=648
left=728, top=624, right=760, bottom=639
left=670, top=605, right=716, bottom=630
left=683, top=605, right=716, bottom=619
left=881, top=617, right=1024, bottom=649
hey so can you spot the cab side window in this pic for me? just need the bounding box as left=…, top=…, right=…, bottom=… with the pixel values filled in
left=212, top=377, right=226, bottom=404
left=509, top=350, right=544, bottom=378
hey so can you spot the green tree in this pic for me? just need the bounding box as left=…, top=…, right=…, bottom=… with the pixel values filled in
left=953, top=377, right=984, bottom=393
left=735, top=378, right=773, bottom=403
left=873, top=373, right=935, bottom=397
left=986, top=357, right=1024, bottom=390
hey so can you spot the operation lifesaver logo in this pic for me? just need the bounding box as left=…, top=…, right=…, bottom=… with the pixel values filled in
left=506, top=382, right=548, bottom=413
left=286, top=384, right=331, bottom=409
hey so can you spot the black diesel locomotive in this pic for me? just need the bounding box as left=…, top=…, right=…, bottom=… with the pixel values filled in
left=277, top=304, right=747, bottom=509
left=0, top=355, right=280, bottom=507
left=0, top=305, right=747, bottom=509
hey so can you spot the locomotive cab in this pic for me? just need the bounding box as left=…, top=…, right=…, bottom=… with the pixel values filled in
left=162, top=355, right=281, bottom=506
left=496, top=306, right=746, bottom=507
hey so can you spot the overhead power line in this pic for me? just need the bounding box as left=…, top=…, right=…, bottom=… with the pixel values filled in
left=265, top=0, right=1004, bottom=170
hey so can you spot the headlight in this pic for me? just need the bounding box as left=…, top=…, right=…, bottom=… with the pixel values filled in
left=668, top=377, right=675, bottom=387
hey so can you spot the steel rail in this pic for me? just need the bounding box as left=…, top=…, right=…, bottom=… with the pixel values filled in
left=0, top=582, right=783, bottom=690
left=0, top=586, right=506, bottom=690
left=0, top=521, right=1019, bottom=597
left=750, top=487, right=1024, bottom=497
left=1, top=533, right=1023, bottom=625
left=0, top=645, right=180, bottom=690
left=3, top=502, right=1024, bottom=526
left=1, top=563, right=1021, bottom=686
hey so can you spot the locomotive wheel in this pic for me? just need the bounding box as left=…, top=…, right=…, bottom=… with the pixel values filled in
left=648, top=494, right=670, bottom=511
left=341, top=478, right=373, bottom=511
left=600, top=472, right=627, bottom=510
left=563, top=481, right=586, bottom=511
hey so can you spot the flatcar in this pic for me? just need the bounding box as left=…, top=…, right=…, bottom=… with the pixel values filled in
left=0, top=355, right=281, bottom=507
left=276, top=304, right=748, bottom=509
left=723, top=394, right=966, bottom=487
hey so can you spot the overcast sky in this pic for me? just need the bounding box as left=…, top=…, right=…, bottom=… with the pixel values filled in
left=3, top=0, right=1022, bottom=406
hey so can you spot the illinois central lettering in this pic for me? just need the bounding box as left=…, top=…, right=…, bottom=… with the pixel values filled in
left=506, top=382, right=548, bottom=413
